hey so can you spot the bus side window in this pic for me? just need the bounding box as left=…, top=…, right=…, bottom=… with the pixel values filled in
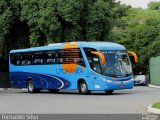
left=33, top=52, right=44, bottom=65
left=21, top=53, right=32, bottom=65
left=10, top=53, right=21, bottom=65
left=58, top=49, right=85, bottom=67
left=45, top=51, right=56, bottom=64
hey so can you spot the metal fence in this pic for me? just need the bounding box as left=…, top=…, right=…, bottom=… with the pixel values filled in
left=150, top=56, right=160, bottom=86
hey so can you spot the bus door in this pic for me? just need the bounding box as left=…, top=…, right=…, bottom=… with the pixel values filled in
left=83, top=48, right=104, bottom=88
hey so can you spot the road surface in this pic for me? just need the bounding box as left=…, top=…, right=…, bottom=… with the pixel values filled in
left=0, top=86, right=160, bottom=114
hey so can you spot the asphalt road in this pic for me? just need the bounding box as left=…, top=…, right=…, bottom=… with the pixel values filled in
left=0, top=86, right=160, bottom=114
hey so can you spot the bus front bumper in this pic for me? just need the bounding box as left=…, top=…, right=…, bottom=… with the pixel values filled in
left=92, top=78, right=134, bottom=91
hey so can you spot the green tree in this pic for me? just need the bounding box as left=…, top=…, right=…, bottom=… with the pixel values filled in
left=0, top=0, right=130, bottom=61
left=111, top=6, right=160, bottom=74
left=108, top=4, right=132, bottom=44
left=19, top=0, right=85, bottom=45
left=19, top=0, right=118, bottom=46
left=86, top=0, right=113, bottom=41
left=0, top=0, right=25, bottom=58
left=148, top=1, right=160, bottom=10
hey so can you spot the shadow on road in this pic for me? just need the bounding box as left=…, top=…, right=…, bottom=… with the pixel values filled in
left=14, top=90, right=131, bottom=96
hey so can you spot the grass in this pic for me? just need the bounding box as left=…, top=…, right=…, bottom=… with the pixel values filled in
left=152, top=102, right=160, bottom=109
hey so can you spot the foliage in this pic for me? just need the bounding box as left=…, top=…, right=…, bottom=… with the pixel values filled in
left=152, top=102, right=160, bottom=109
left=148, top=1, right=160, bottom=10
left=86, top=1, right=113, bottom=41
left=0, top=0, right=14, bottom=58
left=0, top=0, right=118, bottom=58
left=1, top=0, right=160, bottom=74
left=19, top=0, right=117, bottom=45
left=110, top=7, right=160, bottom=74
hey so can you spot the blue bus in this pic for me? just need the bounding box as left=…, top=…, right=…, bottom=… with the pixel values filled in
left=9, top=42, right=138, bottom=95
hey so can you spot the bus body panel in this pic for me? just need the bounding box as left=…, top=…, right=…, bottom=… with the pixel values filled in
left=10, top=64, right=85, bottom=90
left=9, top=42, right=134, bottom=92
left=10, top=64, right=134, bottom=91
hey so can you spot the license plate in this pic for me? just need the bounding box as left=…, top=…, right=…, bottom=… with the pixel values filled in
left=120, top=85, right=125, bottom=88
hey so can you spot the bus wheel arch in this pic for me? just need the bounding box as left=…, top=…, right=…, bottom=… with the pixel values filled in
left=26, top=78, right=40, bottom=93
left=78, top=79, right=90, bottom=95
left=26, top=78, right=32, bottom=86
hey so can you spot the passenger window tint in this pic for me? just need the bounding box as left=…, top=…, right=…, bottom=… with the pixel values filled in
left=21, top=53, right=32, bottom=65
left=58, top=49, right=85, bottom=66
left=33, top=52, right=44, bottom=64
left=10, top=49, right=86, bottom=66
left=10, top=54, right=21, bottom=65
left=45, top=51, right=56, bottom=64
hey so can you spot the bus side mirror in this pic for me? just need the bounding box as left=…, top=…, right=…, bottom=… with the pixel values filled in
left=127, top=51, right=138, bottom=63
left=91, top=51, right=106, bottom=65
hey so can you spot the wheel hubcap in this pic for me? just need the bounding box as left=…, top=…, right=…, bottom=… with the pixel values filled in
left=28, top=83, right=33, bottom=91
left=81, top=83, right=86, bottom=93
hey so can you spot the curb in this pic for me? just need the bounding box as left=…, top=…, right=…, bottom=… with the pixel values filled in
left=148, top=84, right=160, bottom=89
left=148, top=105, right=160, bottom=114
left=0, top=88, right=8, bottom=90
left=0, top=88, right=27, bottom=91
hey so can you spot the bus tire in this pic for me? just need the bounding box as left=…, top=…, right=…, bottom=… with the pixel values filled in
left=48, top=89, right=59, bottom=93
left=105, top=90, right=114, bottom=95
left=27, top=80, right=38, bottom=93
left=79, top=81, right=90, bottom=95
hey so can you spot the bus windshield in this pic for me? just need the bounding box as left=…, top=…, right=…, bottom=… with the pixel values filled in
left=102, top=51, right=132, bottom=78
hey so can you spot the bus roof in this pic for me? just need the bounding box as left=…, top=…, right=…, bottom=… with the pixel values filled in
left=10, top=42, right=126, bottom=53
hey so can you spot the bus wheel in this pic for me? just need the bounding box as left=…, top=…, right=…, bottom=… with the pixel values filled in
left=27, top=80, right=38, bottom=93
left=48, top=89, right=59, bottom=93
left=79, top=81, right=90, bottom=95
left=105, top=90, right=114, bottom=95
